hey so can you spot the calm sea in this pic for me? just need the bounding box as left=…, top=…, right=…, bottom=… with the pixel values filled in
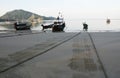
left=0, top=19, right=120, bottom=32
left=65, top=19, right=120, bottom=32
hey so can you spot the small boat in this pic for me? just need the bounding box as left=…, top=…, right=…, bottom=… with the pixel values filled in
left=41, top=23, right=54, bottom=31
left=106, top=19, right=111, bottom=24
left=14, top=22, right=31, bottom=30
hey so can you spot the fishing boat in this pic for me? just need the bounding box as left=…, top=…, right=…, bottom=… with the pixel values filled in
left=52, top=13, right=65, bottom=32
left=41, top=23, right=54, bottom=31
left=41, top=12, right=65, bottom=32
left=14, top=22, right=31, bottom=30
left=106, top=19, right=111, bottom=24
left=52, top=20, right=65, bottom=32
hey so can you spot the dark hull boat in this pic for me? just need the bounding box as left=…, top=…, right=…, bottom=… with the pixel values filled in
left=41, top=12, right=66, bottom=32
left=41, top=24, right=53, bottom=30
left=106, top=19, right=111, bottom=24
left=14, top=22, right=31, bottom=30
left=52, top=21, right=65, bottom=32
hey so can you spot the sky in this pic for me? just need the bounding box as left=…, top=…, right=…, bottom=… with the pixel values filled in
left=0, top=0, right=120, bottom=19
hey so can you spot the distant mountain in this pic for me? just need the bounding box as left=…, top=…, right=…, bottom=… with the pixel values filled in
left=0, top=9, right=55, bottom=21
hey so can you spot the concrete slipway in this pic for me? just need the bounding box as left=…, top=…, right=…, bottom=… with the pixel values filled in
left=0, top=31, right=120, bottom=78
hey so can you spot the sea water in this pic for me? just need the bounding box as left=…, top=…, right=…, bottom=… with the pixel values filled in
left=65, top=19, right=120, bottom=32
left=0, top=19, right=120, bottom=32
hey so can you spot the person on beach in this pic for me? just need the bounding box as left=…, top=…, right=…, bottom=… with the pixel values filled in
left=83, top=22, right=88, bottom=31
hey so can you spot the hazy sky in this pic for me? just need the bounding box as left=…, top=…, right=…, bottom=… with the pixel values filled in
left=0, top=0, right=120, bottom=19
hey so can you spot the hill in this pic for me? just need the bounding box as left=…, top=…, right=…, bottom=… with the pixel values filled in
left=0, top=9, right=55, bottom=21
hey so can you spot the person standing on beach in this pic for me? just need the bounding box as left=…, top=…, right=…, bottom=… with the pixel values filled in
left=83, top=22, right=88, bottom=31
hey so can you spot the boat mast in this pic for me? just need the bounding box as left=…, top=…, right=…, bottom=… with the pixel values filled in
left=57, top=12, right=64, bottom=22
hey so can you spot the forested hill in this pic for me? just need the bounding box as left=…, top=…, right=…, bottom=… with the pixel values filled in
left=0, top=9, right=55, bottom=21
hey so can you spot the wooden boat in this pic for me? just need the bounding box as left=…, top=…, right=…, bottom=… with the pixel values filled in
left=106, top=19, right=111, bottom=24
left=41, top=23, right=54, bottom=31
left=14, top=22, right=31, bottom=30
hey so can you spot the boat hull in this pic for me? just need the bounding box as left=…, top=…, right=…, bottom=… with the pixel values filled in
left=14, top=22, right=31, bottom=30
left=52, top=23, right=65, bottom=32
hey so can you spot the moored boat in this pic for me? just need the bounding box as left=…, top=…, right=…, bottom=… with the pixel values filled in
left=52, top=13, right=65, bottom=32
left=14, top=22, right=31, bottom=30
left=106, top=19, right=111, bottom=24
left=41, top=12, right=66, bottom=32
left=41, top=23, right=54, bottom=31
left=52, top=21, right=65, bottom=32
